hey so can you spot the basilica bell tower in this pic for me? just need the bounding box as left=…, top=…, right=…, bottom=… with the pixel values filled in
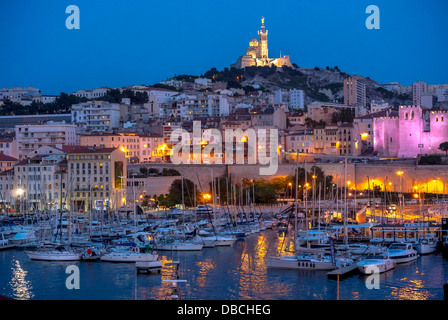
left=257, top=17, right=268, bottom=60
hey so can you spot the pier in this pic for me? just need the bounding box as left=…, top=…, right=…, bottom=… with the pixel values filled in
left=327, top=263, right=359, bottom=280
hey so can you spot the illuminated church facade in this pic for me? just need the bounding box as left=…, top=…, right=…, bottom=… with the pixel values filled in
left=231, top=17, right=292, bottom=69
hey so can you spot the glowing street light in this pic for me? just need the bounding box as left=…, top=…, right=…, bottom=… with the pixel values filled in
left=16, top=188, right=24, bottom=196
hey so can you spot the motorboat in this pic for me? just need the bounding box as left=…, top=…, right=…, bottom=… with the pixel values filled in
left=26, top=246, right=81, bottom=261
left=266, top=246, right=353, bottom=271
left=357, top=253, right=395, bottom=274
left=154, top=239, right=203, bottom=251
left=414, top=237, right=438, bottom=255
left=266, top=253, right=353, bottom=271
left=100, top=246, right=159, bottom=262
left=193, top=232, right=237, bottom=247
left=387, top=243, right=418, bottom=263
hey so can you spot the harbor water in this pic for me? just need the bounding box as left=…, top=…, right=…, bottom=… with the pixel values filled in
left=1, top=228, right=447, bottom=300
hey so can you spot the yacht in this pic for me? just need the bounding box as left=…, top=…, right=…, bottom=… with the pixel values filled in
left=357, top=253, right=395, bottom=274
left=414, top=237, right=438, bottom=255
left=155, top=239, right=203, bottom=251
left=100, top=246, right=159, bottom=262
left=26, top=246, right=81, bottom=261
left=387, top=243, right=418, bottom=263
left=193, top=234, right=237, bottom=247
left=266, top=253, right=353, bottom=271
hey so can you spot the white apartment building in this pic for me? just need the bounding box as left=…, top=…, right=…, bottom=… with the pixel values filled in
left=370, top=100, right=390, bottom=113
left=435, top=87, right=448, bottom=102
left=15, top=122, right=79, bottom=159
left=0, top=86, right=41, bottom=104
left=41, top=95, right=58, bottom=104
left=71, top=101, right=121, bottom=131
left=289, top=89, right=304, bottom=109
left=194, top=78, right=212, bottom=88
left=121, top=85, right=177, bottom=104
left=173, top=93, right=231, bottom=119
left=14, top=150, right=68, bottom=212
left=72, top=87, right=111, bottom=99
left=159, top=79, right=183, bottom=90
left=412, top=80, right=429, bottom=106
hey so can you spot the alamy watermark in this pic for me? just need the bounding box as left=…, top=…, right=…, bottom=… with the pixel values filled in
left=65, top=5, right=80, bottom=30
left=65, top=265, right=80, bottom=290
left=170, top=121, right=279, bottom=175
left=364, top=265, right=380, bottom=290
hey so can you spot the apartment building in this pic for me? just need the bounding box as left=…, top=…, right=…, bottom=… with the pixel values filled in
left=15, top=121, right=79, bottom=159
left=65, top=146, right=127, bottom=212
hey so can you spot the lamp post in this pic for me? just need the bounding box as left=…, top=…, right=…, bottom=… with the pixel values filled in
left=396, top=171, right=404, bottom=221
left=288, top=182, right=292, bottom=203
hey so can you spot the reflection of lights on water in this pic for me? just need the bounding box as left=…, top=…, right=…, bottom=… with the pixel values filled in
left=390, top=279, right=433, bottom=300
left=147, top=256, right=191, bottom=300
left=195, top=259, right=217, bottom=288
left=10, top=260, right=33, bottom=300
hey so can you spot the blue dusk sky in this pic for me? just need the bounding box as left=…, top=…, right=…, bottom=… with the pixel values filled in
left=0, top=0, right=447, bottom=95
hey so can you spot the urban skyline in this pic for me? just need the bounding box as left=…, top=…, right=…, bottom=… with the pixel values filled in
left=1, top=0, right=448, bottom=94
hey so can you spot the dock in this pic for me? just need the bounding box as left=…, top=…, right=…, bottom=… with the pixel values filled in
left=327, top=263, right=359, bottom=279
left=136, top=261, right=162, bottom=274
left=0, top=244, right=16, bottom=251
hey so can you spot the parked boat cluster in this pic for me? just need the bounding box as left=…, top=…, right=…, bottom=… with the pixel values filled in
left=0, top=205, right=277, bottom=264
left=266, top=213, right=445, bottom=277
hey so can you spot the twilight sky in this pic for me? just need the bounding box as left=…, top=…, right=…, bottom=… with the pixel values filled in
left=0, top=0, right=447, bottom=95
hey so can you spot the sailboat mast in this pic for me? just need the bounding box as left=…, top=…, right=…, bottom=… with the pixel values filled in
left=344, top=157, right=348, bottom=246
left=305, top=161, right=308, bottom=247
left=294, top=153, right=299, bottom=246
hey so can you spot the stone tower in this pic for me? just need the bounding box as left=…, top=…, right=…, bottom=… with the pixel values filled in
left=257, top=17, right=268, bottom=61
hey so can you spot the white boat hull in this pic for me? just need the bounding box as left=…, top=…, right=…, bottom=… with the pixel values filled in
left=266, top=256, right=337, bottom=270
left=100, top=252, right=159, bottom=262
left=156, top=243, right=203, bottom=251
left=415, top=243, right=437, bottom=255
left=196, top=236, right=236, bottom=247
left=357, top=260, right=395, bottom=274
left=26, top=250, right=81, bottom=261
left=388, top=252, right=418, bottom=264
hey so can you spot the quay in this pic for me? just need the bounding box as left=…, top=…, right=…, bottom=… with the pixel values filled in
left=327, top=263, right=359, bottom=280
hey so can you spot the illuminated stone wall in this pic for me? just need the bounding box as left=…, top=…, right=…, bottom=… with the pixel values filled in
left=129, top=162, right=448, bottom=195
left=374, top=105, right=448, bottom=158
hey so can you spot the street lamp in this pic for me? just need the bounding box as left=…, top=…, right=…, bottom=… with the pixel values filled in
left=288, top=182, right=292, bottom=201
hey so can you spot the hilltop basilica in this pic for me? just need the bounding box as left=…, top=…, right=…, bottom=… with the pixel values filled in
left=231, top=17, right=292, bottom=69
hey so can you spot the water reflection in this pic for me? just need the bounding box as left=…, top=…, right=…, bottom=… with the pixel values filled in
left=147, top=256, right=192, bottom=300
left=390, top=278, right=433, bottom=300
left=10, top=260, right=33, bottom=300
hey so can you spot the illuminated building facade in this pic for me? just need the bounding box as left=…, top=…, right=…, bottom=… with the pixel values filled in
left=66, top=146, right=126, bottom=212
left=374, top=105, right=448, bottom=158
left=231, top=17, right=292, bottom=69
